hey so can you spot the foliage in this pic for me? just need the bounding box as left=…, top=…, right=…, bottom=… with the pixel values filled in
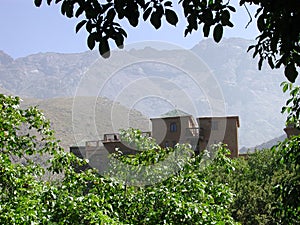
left=107, top=128, right=193, bottom=186
left=0, top=94, right=120, bottom=224
left=272, top=135, right=300, bottom=224
left=281, top=81, right=300, bottom=129
left=1, top=95, right=239, bottom=224
left=203, top=144, right=299, bottom=225
left=1, top=93, right=299, bottom=224
left=34, top=0, right=300, bottom=82
left=106, top=139, right=239, bottom=224
left=244, top=0, right=300, bottom=83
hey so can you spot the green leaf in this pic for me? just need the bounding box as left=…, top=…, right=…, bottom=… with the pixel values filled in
left=247, top=45, right=255, bottom=52
left=227, top=21, right=234, bottom=27
left=75, top=6, right=84, bottom=18
left=227, top=5, right=236, bottom=12
left=106, top=8, right=116, bottom=22
left=257, top=15, right=265, bottom=32
left=203, top=10, right=213, bottom=25
left=116, top=27, right=127, bottom=38
left=61, top=1, right=66, bottom=15
left=86, top=20, right=93, bottom=33
left=213, top=24, right=223, bottom=43
left=221, top=10, right=230, bottom=23
left=127, top=12, right=139, bottom=27
left=113, top=33, right=124, bottom=49
left=75, top=20, right=87, bottom=33
left=165, top=9, right=178, bottom=26
left=150, top=11, right=162, bottom=29
left=258, top=57, right=263, bottom=70
left=281, top=81, right=289, bottom=93
left=203, top=24, right=210, bottom=37
left=34, top=0, right=42, bottom=7
left=164, top=1, right=173, bottom=7
left=268, top=57, right=274, bottom=69
left=87, top=33, right=96, bottom=50
left=285, top=63, right=298, bottom=83
left=143, top=7, right=152, bottom=21
left=99, top=38, right=110, bottom=58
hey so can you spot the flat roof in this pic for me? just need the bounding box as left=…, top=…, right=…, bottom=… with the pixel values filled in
left=197, top=116, right=240, bottom=127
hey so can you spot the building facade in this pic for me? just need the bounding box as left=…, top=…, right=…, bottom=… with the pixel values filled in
left=70, top=109, right=241, bottom=172
left=197, top=116, right=240, bottom=158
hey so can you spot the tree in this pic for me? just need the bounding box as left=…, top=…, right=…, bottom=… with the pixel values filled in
left=34, top=0, right=300, bottom=82
left=0, top=94, right=120, bottom=224
left=281, top=81, right=300, bottom=129
left=0, top=94, right=239, bottom=224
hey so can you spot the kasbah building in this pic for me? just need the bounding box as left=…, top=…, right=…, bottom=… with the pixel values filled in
left=71, top=109, right=243, bottom=172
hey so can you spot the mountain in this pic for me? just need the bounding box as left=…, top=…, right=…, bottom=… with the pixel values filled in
left=0, top=38, right=290, bottom=148
left=21, top=97, right=150, bottom=150
left=0, top=51, right=98, bottom=98
left=240, top=134, right=287, bottom=153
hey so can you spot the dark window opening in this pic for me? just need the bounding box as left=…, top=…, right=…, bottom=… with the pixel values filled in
left=170, top=122, right=177, bottom=132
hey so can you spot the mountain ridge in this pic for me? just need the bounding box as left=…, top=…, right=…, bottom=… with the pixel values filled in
left=0, top=38, right=289, bottom=148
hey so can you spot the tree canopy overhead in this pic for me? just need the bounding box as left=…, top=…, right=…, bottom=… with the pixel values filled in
left=34, top=0, right=300, bottom=82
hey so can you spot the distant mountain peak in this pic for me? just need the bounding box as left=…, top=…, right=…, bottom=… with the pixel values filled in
left=0, top=51, right=13, bottom=65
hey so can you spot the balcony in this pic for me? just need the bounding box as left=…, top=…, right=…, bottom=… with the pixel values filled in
left=102, top=132, right=151, bottom=143
left=102, top=133, right=121, bottom=143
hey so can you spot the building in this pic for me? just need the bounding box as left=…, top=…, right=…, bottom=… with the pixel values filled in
left=197, top=116, right=240, bottom=158
left=70, top=109, right=240, bottom=172
left=150, top=109, right=198, bottom=149
left=102, top=132, right=151, bottom=154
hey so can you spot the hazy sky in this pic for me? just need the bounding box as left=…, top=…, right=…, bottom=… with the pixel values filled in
left=1, top=0, right=259, bottom=58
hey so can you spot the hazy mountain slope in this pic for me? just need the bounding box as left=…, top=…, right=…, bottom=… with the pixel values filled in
left=240, top=134, right=286, bottom=153
left=0, top=38, right=291, bottom=148
left=0, top=51, right=98, bottom=98
left=21, top=97, right=150, bottom=150
left=192, top=38, right=287, bottom=148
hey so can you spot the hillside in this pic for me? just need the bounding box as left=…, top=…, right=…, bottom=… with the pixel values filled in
left=21, top=97, right=150, bottom=151
left=0, top=38, right=290, bottom=148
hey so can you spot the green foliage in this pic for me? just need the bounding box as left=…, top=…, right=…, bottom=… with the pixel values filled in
left=34, top=0, right=300, bottom=82
left=2, top=94, right=299, bottom=224
left=0, top=96, right=239, bottom=224
left=0, top=94, right=120, bottom=224
left=106, top=137, right=239, bottom=224
left=203, top=140, right=300, bottom=225
left=272, top=135, right=300, bottom=224
left=281, top=81, right=300, bottom=128
left=244, top=0, right=300, bottom=82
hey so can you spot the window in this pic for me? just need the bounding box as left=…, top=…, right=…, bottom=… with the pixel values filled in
left=170, top=122, right=177, bottom=132
left=212, top=121, right=219, bottom=130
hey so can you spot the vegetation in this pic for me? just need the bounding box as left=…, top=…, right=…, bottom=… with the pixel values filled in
left=34, top=0, right=300, bottom=82
left=1, top=0, right=298, bottom=223
left=0, top=94, right=237, bottom=224
left=1, top=1, right=298, bottom=223
left=1, top=86, right=299, bottom=224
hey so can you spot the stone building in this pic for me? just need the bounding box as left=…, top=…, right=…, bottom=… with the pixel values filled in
left=70, top=109, right=240, bottom=172
left=197, top=116, right=240, bottom=158
left=150, top=109, right=198, bottom=149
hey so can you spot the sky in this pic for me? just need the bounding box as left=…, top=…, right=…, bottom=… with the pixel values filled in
left=0, top=0, right=259, bottom=59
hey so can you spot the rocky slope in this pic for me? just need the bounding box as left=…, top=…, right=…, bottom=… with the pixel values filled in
left=21, top=97, right=150, bottom=151
left=0, top=38, right=291, bottom=148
